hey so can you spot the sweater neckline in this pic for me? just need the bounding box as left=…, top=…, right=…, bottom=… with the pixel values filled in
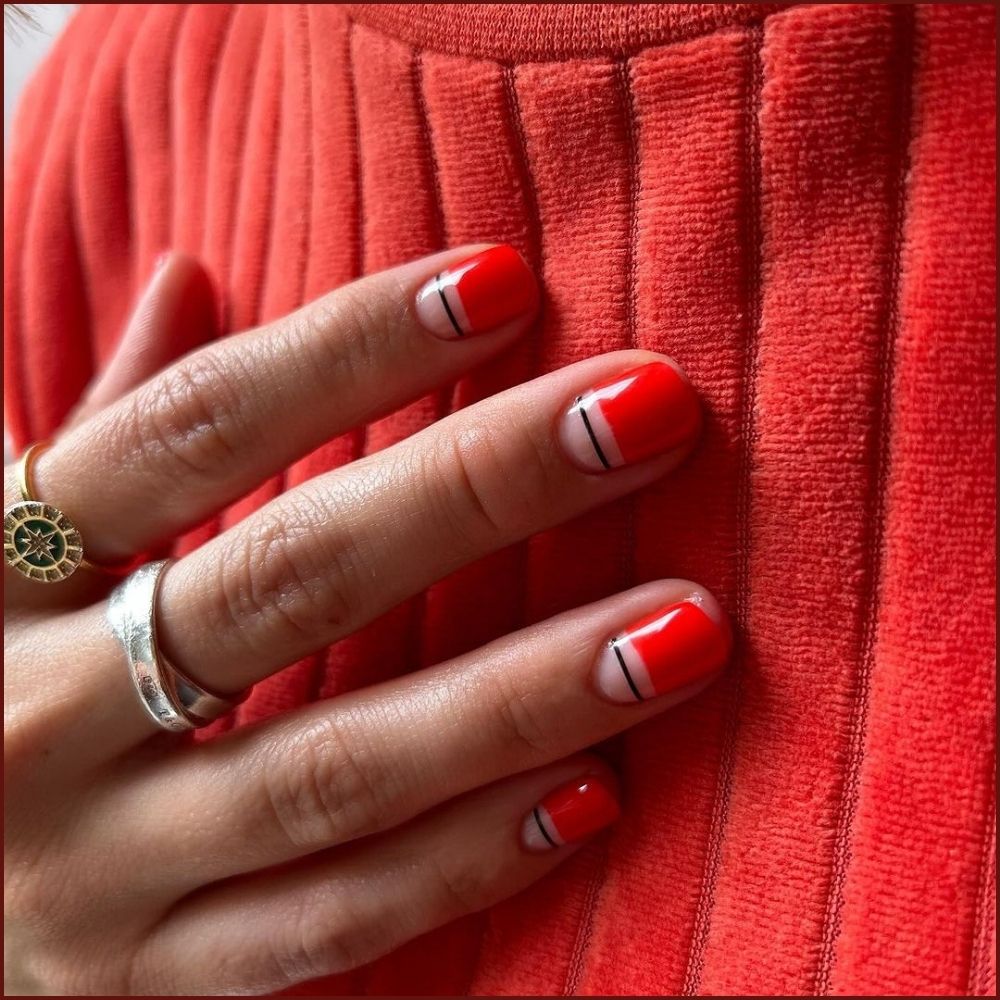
left=345, top=4, right=795, bottom=63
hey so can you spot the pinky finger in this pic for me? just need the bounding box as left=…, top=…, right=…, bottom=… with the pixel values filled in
left=136, top=756, right=620, bottom=995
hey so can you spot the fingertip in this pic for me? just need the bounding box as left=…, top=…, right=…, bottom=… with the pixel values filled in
left=557, top=357, right=702, bottom=475
left=521, top=766, right=623, bottom=853
left=169, top=257, right=219, bottom=355
left=413, top=244, right=540, bottom=341
left=146, top=252, right=219, bottom=353
left=75, top=253, right=219, bottom=420
left=591, top=580, right=733, bottom=706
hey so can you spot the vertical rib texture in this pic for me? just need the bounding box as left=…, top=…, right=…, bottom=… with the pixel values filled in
left=4, top=5, right=994, bottom=996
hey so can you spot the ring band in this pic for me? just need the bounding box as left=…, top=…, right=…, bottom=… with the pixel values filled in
left=108, top=559, right=248, bottom=731
left=14, top=441, right=52, bottom=510
left=4, top=442, right=133, bottom=582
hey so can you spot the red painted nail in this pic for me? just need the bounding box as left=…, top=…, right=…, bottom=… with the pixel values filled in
left=415, top=245, right=539, bottom=339
left=559, top=361, right=701, bottom=472
left=595, top=595, right=732, bottom=703
left=522, top=773, right=621, bottom=852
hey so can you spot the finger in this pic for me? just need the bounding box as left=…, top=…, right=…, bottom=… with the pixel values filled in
left=29, top=244, right=538, bottom=563
left=156, top=351, right=703, bottom=695
left=68, top=253, right=217, bottom=426
left=3, top=256, right=212, bottom=608
left=112, top=580, right=727, bottom=890
left=134, top=756, right=619, bottom=995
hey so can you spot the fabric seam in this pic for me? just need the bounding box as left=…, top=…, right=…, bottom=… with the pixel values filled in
left=812, top=7, right=917, bottom=992
left=167, top=5, right=194, bottom=261
left=346, top=18, right=370, bottom=474
left=619, top=56, right=641, bottom=591
left=460, top=62, right=545, bottom=999
left=343, top=3, right=806, bottom=66
left=501, top=64, right=545, bottom=666
left=968, top=759, right=997, bottom=996
left=16, top=9, right=83, bottom=442
left=249, top=8, right=284, bottom=340
left=559, top=54, right=643, bottom=998
left=291, top=4, right=324, bottom=711
left=332, top=26, right=367, bottom=991
left=681, top=20, right=764, bottom=995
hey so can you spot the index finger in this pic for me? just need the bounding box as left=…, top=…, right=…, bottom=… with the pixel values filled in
left=23, top=244, right=539, bottom=568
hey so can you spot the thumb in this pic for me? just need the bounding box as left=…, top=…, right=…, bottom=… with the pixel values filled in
left=67, top=252, right=218, bottom=426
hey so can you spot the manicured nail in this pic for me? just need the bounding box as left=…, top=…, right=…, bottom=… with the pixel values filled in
left=522, top=774, right=621, bottom=852
left=559, top=361, right=701, bottom=473
left=415, top=245, right=539, bottom=339
left=595, top=596, right=731, bottom=704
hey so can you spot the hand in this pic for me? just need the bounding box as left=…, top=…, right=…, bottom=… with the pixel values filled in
left=4, top=246, right=732, bottom=995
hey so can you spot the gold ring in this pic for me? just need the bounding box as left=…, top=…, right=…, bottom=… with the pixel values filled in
left=3, top=442, right=127, bottom=583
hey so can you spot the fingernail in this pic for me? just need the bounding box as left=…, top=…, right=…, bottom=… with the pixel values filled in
left=559, top=361, right=701, bottom=473
left=595, top=596, right=731, bottom=704
left=415, top=245, right=539, bottom=340
left=522, top=773, right=621, bottom=852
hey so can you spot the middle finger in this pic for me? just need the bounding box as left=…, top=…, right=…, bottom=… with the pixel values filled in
left=22, top=244, right=539, bottom=570
left=156, top=349, right=701, bottom=699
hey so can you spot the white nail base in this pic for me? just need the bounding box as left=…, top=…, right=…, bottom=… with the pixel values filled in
left=415, top=273, right=472, bottom=339
left=521, top=805, right=564, bottom=852
left=594, top=635, right=656, bottom=703
left=559, top=395, right=626, bottom=472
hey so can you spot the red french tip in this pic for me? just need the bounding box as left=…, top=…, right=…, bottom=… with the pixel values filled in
left=522, top=773, right=621, bottom=851
left=415, top=245, right=539, bottom=339
left=560, top=361, right=702, bottom=473
left=595, top=598, right=732, bottom=703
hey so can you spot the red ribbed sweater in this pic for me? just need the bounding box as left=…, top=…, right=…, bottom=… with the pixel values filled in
left=4, top=4, right=996, bottom=996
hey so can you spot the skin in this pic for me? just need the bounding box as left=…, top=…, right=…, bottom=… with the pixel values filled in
left=3, top=248, right=729, bottom=995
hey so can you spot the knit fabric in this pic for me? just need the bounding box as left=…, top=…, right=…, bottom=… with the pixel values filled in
left=3, top=4, right=995, bottom=996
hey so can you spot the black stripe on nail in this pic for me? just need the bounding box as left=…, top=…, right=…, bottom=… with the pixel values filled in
left=435, top=274, right=464, bottom=337
left=533, top=806, right=558, bottom=848
left=612, top=639, right=644, bottom=701
left=578, top=398, right=611, bottom=469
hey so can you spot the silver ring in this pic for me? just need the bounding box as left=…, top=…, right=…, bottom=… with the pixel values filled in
left=107, top=559, right=247, bottom=731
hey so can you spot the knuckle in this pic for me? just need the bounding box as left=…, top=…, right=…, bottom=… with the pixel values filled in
left=131, top=350, right=249, bottom=489
left=422, top=420, right=556, bottom=552
left=290, top=285, right=392, bottom=392
left=489, top=670, right=554, bottom=761
left=3, top=704, right=51, bottom=775
left=5, top=841, right=76, bottom=933
left=5, top=866, right=48, bottom=929
left=216, top=497, right=363, bottom=646
left=120, top=943, right=163, bottom=998
left=427, top=850, right=490, bottom=916
left=24, top=948, right=129, bottom=998
left=5, top=865, right=135, bottom=995
left=16, top=947, right=71, bottom=996
left=4, top=680, right=89, bottom=780
left=261, top=716, right=395, bottom=851
left=272, top=894, right=373, bottom=983
left=422, top=429, right=507, bottom=550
